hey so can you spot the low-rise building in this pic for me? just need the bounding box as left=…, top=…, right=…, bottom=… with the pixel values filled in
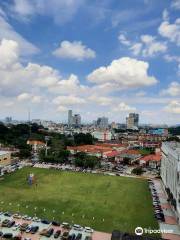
left=161, top=142, right=180, bottom=223
left=115, top=149, right=141, bottom=164
left=0, top=151, right=11, bottom=166
left=92, top=130, right=113, bottom=141
left=27, top=140, right=46, bottom=152
left=139, top=152, right=161, bottom=169
left=67, top=143, right=126, bottom=161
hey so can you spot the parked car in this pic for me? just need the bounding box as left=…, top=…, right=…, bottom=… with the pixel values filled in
left=3, top=233, right=13, bottom=239
left=7, top=220, right=15, bottom=228
left=62, top=232, right=69, bottom=240
left=84, top=227, right=93, bottom=233
left=52, top=221, right=60, bottom=226
left=45, top=228, right=54, bottom=237
left=2, top=219, right=10, bottom=227
left=13, top=213, right=22, bottom=219
left=30, top=226, right=39, bottom=234
left=75, top=233, right=82, bottom=240
left=20, top=223, right=29, bottom=231
left=54, top=230, right=61, bottom=238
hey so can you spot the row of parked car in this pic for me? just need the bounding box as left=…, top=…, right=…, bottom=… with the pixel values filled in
left=0, top=212, right=93, bottom=240
left=148, top=180, right=165, bottom=222
left=0, top=163, right=22, bottom=176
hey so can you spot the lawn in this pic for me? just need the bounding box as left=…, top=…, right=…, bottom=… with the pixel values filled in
left=0, top=167, right=158, bottom=234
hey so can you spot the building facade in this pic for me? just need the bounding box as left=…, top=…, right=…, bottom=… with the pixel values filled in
left=126, top=113, right=139, bottom=129
left=161, top=142, right=180, bottom=223
left=68, top=110, right=81, bottom=127
left=97, top=117, right=108, bottom=129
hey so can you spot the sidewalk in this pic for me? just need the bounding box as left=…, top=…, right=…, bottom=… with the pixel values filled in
left=153, top=179, right=180, bottom=240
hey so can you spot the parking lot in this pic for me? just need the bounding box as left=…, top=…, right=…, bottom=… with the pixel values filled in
left=0, top=212, right=111, bottom=240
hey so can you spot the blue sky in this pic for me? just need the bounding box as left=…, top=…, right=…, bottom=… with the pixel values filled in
left=0, top=0, right=179, bottom=125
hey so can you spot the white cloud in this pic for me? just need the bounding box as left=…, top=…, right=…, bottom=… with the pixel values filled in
left=52, top=96, right=86, bottom=106
left=88, top=95, right=112, bottom=106
left=56, top=106, right=68, bottom=112
left=49, top=74, right=87, bottom=95
left=122, top=33, right=167, bottom=58
left=164, top=100, right=180, bottom=114
left=0, top=15, right=39, bottom=55
left=161, top=82, right=180, bottom=96
left=162, top=9, right=169, bottom=21
left=8, top=0, right=85, bottom=24
left=158, top=18, right=180, bottom=46
left=118, top=34, right=131, bottom=46
left=17, top=92, right=42, bottom=103
left=131, top=35, right=167, bottom=57
left=112, top=102, right=136, bottom=112
left=135, top=91, right=146, bottom=97
left=130, top=43, right=142, bottom=56
left=17, top=92, right=31, bottom=101
left=171, top=0, right=180, bottom=10
left=87, top=57, right=158, bottom=90
left=164, top=54, right=180, bottom=62
left=53, top=41, right=96, bottom=61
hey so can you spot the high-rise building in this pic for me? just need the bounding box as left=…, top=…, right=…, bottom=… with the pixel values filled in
left=126, top=113, right=139, bottom=129
left=161, top=142, right=180, bottom=223
left=68, top=110, right=81, bottom=127
left=74, top=114, right=81, bottom=127
left=97, top=117, right=108, bottom=129
left=5, top=117, right=12, bottom=124
left=68, top=110, right=73, bottom=126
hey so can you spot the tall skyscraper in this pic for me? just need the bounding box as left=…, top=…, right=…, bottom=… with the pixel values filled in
left=97, top=117, right=108, bottom=129
left=74, top=114, right=81, bottom=127
left=68, top=110, right=73, bottom=126
left=126, top=113, right=139, bottom=129
left=68, top=110, right=81, bottom=127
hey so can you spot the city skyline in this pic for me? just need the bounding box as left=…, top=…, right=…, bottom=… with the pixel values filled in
left=0, top=0, right=180, bottom=124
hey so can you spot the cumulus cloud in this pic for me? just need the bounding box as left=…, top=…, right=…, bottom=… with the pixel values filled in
left=56, top=106, right=68, bottom=112
left=87, top=57, right=158, bottom=90
left=53, top=41, right=96, bottom=61
left=161, top=82, right=180, bottom=96
left=164, top=100, right=180, bottom=114
left=88, top=95, right=112, bottom=106
left=0, top=38, right=86, bottom=98
left=158, top=18, right=180, bottom=46
left=52, top=95, right=86, bottom=106
left=49, top=74, right=87, bottom=95
left=0, top=15, right=39, bottom=55
left=130, top=35, right=167, bottom=57
left=17, top=92, right=42, bottom=103
left=112, top=102, right=136, bottom=112
left=119, top=33, right=167, bottom=58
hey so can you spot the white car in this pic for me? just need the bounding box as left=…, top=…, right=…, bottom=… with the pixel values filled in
left=73, top=224, right=83, bottom=231
left=22, top=215, right=32, bottom=221
left=32, top=217, right=41, bottom=222
left=13, top=213, right=22, bottom=219
left=12, top=223, right=20, bottom=231
left=84, top=227, right=94, bottom=233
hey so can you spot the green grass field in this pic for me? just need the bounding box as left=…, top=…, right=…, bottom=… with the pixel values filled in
left=0, top=167, right=158, bottom=234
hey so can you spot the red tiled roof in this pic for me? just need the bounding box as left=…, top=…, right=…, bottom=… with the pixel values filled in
left=27, top=140, right=45, bottom=145
left=104, top=150, right=119, bottom=157
left=140, top=153, right=161, bottom=162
